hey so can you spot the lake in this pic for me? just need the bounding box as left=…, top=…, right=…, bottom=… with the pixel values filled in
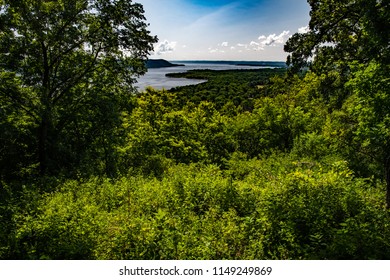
left=134, top=61, right=285, bottom=91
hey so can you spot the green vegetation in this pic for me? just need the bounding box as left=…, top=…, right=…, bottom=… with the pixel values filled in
left=0, top=0, right=157, bottom=177
left=146, top=59, right=184, bottom=68
left=167, top=68, right=286, bottom=111
left=4, top=160, right=389, bottom=260
left=1, top=0, right=389, bottom=260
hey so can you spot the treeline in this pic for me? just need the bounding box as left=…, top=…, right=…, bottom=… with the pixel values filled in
left=167, top=68, right=286, bottom=111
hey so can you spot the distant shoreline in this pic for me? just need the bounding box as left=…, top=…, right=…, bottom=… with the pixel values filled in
left=170, top=60, right=287, bottom=68
left=146, top=59, right=184, bottom=68
left=146, top=59, right=287, bottom=69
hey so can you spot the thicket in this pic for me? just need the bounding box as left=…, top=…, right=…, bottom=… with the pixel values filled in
left=2, top=158, right=389, bottom=259
left=1, top=0, right=389, bottom=260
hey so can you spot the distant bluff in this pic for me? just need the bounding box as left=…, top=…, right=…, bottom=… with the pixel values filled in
left=146, top=59, right=184, bottom=68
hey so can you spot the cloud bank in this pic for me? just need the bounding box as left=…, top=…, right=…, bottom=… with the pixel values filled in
left=258, top=30, right=290, bottom=46
left=234, top=30, right=291, bottom=52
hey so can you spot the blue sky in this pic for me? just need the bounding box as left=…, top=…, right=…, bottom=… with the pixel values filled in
left=136, top=0, right=311, bottom=61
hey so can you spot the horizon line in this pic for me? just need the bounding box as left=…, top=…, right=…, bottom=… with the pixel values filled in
left=149, top=59, right=287, bottom=63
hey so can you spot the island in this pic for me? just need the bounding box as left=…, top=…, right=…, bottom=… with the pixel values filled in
left=146, top=59, right=184, bottom=68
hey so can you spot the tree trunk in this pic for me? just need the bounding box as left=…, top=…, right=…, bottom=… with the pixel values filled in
left=38, top=102, right=52, bottom=176
left=39, top=42, right=51, bottom=176
left=387, top=181, right=390, bottom=210
left=38, top=116, right=49, bottom=176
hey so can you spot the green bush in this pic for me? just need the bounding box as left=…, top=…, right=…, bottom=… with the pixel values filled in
left=7, top=157, right=389, bottom=259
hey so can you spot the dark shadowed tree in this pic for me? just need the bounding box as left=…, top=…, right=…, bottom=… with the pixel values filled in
left=0, top=0, right=157, bottom=177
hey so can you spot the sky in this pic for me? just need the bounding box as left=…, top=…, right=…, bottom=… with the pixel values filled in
left=136, top=0, right=311, bottom=61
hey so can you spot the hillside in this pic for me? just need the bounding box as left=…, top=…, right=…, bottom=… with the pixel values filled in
left=146, top=59, right=184, bottom=68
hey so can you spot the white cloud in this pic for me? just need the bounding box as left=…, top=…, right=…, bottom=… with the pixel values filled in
left=258, top=30, right=290, bottom=46
left=229, top=31, right=290, bottom=54
left=154, top=40, right=177, bottom=55
left=205, top=30, right=291, bottom=57
left=298, top=26, right=310, bottom=34
left=250, top=41, right=264, bottom=51
left=237, top=43, right=248, bottom=48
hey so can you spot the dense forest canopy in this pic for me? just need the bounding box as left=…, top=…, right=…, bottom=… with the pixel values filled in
left=0, top=0, right=389, bottom=260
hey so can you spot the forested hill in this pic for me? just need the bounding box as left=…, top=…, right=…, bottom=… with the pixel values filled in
left=146, top=59, right=184, bottom=68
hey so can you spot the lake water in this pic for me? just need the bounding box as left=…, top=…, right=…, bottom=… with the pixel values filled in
left=134, top=61, right=284, bottom=91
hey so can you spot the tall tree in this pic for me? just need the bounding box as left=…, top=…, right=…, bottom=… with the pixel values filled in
left=0, top=0, right=157, bottom=176
left=284, top=0, right=390, bottom=208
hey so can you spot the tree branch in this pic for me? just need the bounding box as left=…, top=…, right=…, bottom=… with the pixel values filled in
left=0, top=88, right=39, bottom=121
left=52, top=43, right=103, bottom=105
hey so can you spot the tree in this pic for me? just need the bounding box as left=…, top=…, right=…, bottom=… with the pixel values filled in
left=284, top=0, right=390, bottom=208
left=0, top=0, right=157, bottom=176
left=346, top=62, right=390, bottom=208
left=285, top=0, right=389, bottom=72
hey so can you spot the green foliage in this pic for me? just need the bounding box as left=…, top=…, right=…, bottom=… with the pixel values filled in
left=284, top=0, right=389, bottom=114
left=346, top=62, right=390, bottom=164
left=292, top=133, right=331, bottom=160
left=3, top=64, right=389, bottom=259
left=285, top=0, right=389, bottom=71
left=168, top=68, right=286, bottom=111
left=284, top=0, right=390, bottom=208
left=4, top=157, right=389, bottom=260
left=119, top=89, right=235, bottom=172
left=0, top=0, right=157, bottom=177
left=2, top=0, right=390, bottom=260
